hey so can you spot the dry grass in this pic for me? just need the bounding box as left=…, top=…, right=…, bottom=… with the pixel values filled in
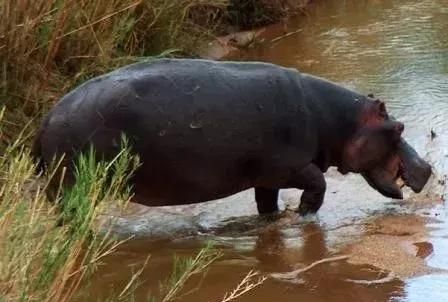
left=0, top=1, right=287, bottom=300
left=219, top=270, right=267, bottom=302
left=0, top=0, right=310, bottom=145
left=0, top=109, right=142, bottom=301
left=0, top=0, right=228, bottom=147
left=0, top=110, right=266, bottom=301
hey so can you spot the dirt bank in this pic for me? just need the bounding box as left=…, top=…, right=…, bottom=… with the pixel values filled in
left=200, top=0, right=314, bottom=59
left=344, top=215, right=440, bottom=279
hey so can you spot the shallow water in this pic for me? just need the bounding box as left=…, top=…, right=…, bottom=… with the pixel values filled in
left=89, top=0, right=448, bottom=301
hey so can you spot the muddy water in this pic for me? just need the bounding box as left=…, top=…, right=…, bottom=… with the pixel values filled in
left=90, top=1, right=448, bottom=301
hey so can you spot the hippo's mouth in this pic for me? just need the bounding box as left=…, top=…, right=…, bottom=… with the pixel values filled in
left=392, top=158, right=428, bottom=195
left=396, top=161, right=410, bottom=190
left=361, top=159, right=406, bottom=200
left=362, top=152, right=431, bottom=200
left=362, top=171, right=404, bottom=200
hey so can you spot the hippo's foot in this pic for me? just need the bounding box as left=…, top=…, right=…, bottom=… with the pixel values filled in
left=293, top=163, right=327, bottom=216
left=297, top=200, right=321, bottom=216
left=297, top=189, right=326, bottom=216
left=255, top=187, right=279, bottom=215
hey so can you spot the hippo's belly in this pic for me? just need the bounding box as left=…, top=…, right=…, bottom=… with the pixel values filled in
left=130, top=144, right=310, bottom=206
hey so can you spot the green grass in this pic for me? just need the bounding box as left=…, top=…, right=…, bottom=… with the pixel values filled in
left=0, top=0, right=228, bottom=146
left=0, top=0, right=309, bottom=145
left=0, top=0, right=310, bottom=300
left=0, top=112, right=141, bottom=301
left=0, top=116, right=265, bottom=301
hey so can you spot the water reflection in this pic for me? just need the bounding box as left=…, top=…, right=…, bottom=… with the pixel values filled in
left=254, top=222, right=406, bottom=302
left=91, top=0, right=448, bottom=300
left=395, top=275, right=448, bottom=302
left=233, top=0, right=448, bottom=177
left=90, top=220, right=411, bottom=302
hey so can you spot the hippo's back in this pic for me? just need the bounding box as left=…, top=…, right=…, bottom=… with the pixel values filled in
left=37, top=59, right=316, bottom=205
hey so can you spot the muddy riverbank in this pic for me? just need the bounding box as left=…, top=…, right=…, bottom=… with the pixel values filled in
left=93, top=0, right=448, bottom=301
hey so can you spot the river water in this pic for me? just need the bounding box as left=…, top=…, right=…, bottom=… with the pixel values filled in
left=89, top=1, right=448, bottom=301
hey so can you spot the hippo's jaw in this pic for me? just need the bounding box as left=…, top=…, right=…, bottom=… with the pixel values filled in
left=361, top=153, right=431, bottom=200
left=360, top=152, right=406, bottom=200
left=362, top=170, right=403, bottom=200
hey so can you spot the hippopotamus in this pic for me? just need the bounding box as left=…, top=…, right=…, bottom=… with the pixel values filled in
left=32, top=58, right=432, bottom=216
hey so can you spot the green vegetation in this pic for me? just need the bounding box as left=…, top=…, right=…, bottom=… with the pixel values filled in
left=0, top=113, right=138, bottom=301
left=0, top=0, right=228, bottom=145
left=0, top=0, right=310, bottom=300
left=0, top=113, right=265, bottom=301
left=226, top=0, right=289, bottom=30
left=0, top=0, right=306, bottom=143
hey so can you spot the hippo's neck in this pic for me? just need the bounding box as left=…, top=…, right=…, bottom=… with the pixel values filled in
left=301, top=74, right=367, bottom=172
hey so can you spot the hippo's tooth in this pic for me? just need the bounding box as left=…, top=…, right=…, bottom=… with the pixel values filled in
left=396, top=177, right=405, bottom=188
left=190, top=121, right=203, bottom=129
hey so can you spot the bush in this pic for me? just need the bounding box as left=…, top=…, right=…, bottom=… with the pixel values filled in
left=0, top=111, right=140, bottom=301
left=0, top=108, right=265, bottom=301
left=226, top=0, right=288, bottom=30
left=0, top=0, right=228, bottom=145
left=0, top=1, right=303, bottom=299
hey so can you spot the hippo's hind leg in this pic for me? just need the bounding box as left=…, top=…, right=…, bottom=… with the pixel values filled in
left=255, top=187, right=279, bottom=215
left=290, top=163, right=327, bottom=216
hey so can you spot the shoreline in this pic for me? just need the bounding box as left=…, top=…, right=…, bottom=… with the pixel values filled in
left=200, top=0, right=315, bottom=60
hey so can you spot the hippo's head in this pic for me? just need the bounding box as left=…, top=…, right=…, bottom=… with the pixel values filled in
left=340, top=98, right=432, bottom=199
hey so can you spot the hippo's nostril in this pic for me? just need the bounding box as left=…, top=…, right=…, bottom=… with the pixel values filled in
left=396, top=122, right=404, bottom=134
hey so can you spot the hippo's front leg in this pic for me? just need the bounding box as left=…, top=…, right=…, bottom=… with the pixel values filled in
left=293, top=163, right=327, bottom=216
left=255, top=187, right=279, bottom=215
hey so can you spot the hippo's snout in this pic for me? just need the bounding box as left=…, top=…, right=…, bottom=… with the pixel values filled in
left=401, top=156, right=432, bottom=193
left=398, top=140, right=432, bottom=193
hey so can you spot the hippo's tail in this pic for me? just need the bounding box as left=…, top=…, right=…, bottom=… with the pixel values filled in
left=31, top=118, right=48, bottom=175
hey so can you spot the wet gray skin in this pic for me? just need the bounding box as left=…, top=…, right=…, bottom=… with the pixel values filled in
left=362, top=138, right=432, bottom=200
left=85, top=0, right=448, bottom=301
left=398, top=139, right=433, bottom=193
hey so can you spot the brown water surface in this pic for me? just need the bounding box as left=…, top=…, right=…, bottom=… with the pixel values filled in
left=89, top=1, right=448, bottom=301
